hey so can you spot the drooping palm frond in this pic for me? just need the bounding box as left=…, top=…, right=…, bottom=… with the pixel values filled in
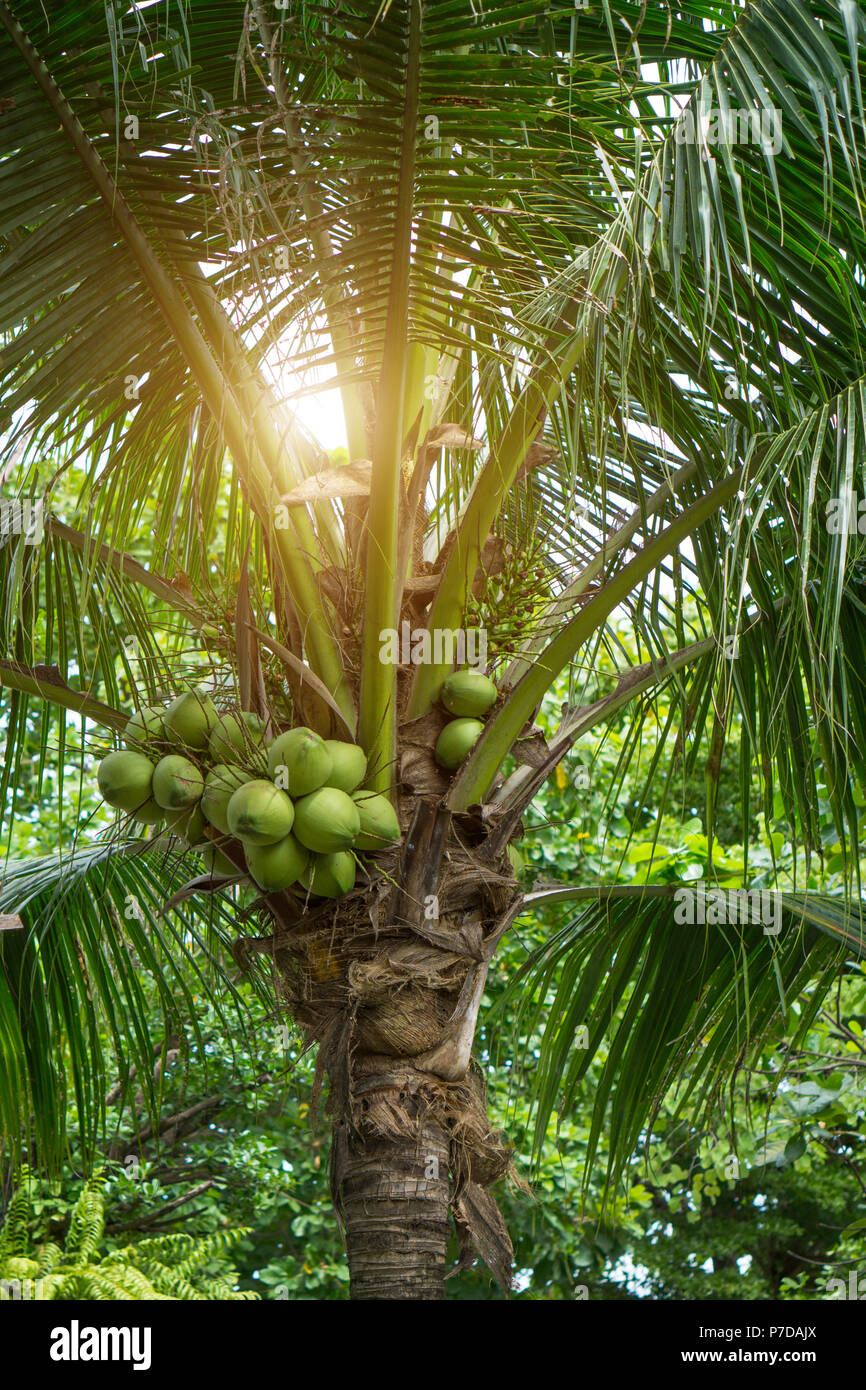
left=497, top=888, right=866, bottom=1193
left=0, top=836, right=266, bottom=1168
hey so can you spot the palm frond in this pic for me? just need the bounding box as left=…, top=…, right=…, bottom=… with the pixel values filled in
left=498, top=888, right=866, bottom=1192
left=0, top=837, right=263, bottom=1167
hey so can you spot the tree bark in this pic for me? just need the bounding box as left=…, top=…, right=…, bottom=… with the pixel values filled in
left=338, top=1110, right=451, bottom=1300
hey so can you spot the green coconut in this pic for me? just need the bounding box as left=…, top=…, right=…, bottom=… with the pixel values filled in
left=209, top=711, right=268, bottom=765
left=128, top=798, right=165, bottom=826
left=440, top=669, right=498, bottom=718
left=302, top=851, right=356, bottom=899
left=201, top=764, right=253, bottom=835
left=245, top=833, right=309, bottom=893
left=97, top=750, right=155, bottom=812
left=267, top=726, right=332, bottom=796
left=123, top=705, right=165, bottom=750
left=202, top=845, right=240, bottom=878
left=323, top=740, right=367, bottom=793
left=292, top=787, right=360, bottom=854
left=352, top=791, right=401, bottom=852
left=164, top=689, right=218, bottom=750
left=152, top=755, right=205, bottom=811
left=434, top=717, right=485, bottom=770
left=226, top=779, right=295, bottom=846
left=165, top=802, right=208, bottom=847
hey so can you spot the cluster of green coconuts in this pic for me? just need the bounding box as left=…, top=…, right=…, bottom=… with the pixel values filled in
left=433, top=668, right=523, bottom=875
left=96, top=691, right=401, bottom=900
left=95, top=669, right=501, bottom=902
left=432, top=668, right=499, bottom=768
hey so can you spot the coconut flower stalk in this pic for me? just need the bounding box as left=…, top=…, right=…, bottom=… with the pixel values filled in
left=2, top=0, right=866, bottom=1300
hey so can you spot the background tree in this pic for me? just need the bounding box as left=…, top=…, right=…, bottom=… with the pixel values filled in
left=2, top=0, right=866, bottom=1299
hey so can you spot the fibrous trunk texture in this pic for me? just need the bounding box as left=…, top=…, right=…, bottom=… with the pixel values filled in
left=337, top=1111, right=451, bottom=1300
left=234, top=782, right=523, bottom=1299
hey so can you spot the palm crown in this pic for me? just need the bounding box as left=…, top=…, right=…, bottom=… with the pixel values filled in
left=2, top=0, right=866, bottom=1297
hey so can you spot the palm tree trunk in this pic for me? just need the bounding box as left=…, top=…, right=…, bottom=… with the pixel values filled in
left=274, top=801, right=518, bottom=1299
left=337, top=1108, right=451, bottom=1300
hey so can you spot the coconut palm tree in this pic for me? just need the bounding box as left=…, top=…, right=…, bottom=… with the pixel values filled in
left=2, top=0, right=866, bottom=1300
